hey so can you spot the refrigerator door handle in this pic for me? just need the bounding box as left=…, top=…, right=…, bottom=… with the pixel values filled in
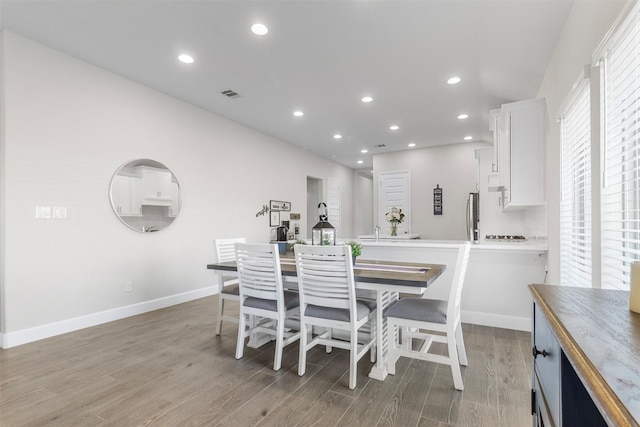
left=466, top=197, right=471, bottom=240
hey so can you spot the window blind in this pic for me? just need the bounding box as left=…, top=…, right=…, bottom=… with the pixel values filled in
left=560, top=82, right=592, bottom=288
left=601, top=5, right=640, bottom=290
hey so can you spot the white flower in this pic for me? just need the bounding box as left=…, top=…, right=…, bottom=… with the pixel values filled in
left=385, top=207, right=405, bottom=224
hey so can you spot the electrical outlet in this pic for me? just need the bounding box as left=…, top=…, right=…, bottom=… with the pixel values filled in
left=125, top=281, right=133, bottom=292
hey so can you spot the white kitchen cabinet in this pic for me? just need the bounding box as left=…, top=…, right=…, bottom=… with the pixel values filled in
left=112, top=175, right=143, bottom=216
left=137, top=166, right=173, bottom=206
left=168, top=182, right=180, bottom=217
left=490, top=98, right=545, bottom=208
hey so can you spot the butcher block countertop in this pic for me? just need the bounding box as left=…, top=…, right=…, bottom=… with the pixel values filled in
left=530, top=284, right=640, bottom=426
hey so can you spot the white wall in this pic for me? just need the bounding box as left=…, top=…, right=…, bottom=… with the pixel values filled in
left=537, top=0, right=629, bottom=285
left=354, top=172, right=373, bottom=236
left=373, top=142, right=491, bottom=240
left=0, top=31, right=357, bottom=345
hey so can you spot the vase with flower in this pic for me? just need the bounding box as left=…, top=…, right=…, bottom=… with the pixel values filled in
left=385, top=207, right=405, bottom=236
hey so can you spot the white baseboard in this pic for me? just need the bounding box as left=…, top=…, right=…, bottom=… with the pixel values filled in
left=462, top=310, right=531, bottom=332
left=1, top=286, right=218, bottom=349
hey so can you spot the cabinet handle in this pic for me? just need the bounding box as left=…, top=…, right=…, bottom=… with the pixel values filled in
left=532, top=345, right=548, bottom=359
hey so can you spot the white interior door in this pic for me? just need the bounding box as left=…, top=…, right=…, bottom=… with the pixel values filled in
left=378, top=171, right=410, bottom=235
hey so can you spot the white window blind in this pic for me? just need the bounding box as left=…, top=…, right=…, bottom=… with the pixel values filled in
left=560, top=83, right=591, bottom=288
left=601, top=5, right=640, bottom=290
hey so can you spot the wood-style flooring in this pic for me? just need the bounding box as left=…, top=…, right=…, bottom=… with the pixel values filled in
left=0, top=296, right=533, bottom=426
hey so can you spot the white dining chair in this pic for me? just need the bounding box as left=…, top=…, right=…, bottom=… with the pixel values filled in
left=235, top=242, right=300, bottom=371
left=385, top=242, right=471, bottom=390
left=214, top=237, right=246, bottom=335
left=294, top=244, right=376, bottom=390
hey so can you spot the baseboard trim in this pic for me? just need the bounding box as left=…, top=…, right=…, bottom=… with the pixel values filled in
left=462, top=310, right=531, bottom=332
left=1, top=286, right=218, bottom=349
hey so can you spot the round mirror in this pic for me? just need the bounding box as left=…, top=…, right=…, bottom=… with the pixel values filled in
left=109, top=159, right=181, bottom=233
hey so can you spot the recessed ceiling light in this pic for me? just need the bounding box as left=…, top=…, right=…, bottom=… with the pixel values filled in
left=361, top=149, right=368, bottom=154
left=408, top=143, right=416, bottom=148
left=293, top=111, right=304, bottom=117
left=389, top=125, right=399, bottom=130
left=361, top=96, right=373, bottom=103
left=458, top=114, right=469, bottom=120
left=447, top=76, right=461, bottom=85
left=464, top=135, right=473, bottom=141
left=178, top=54, right=194, bottom=64
left=333, top=134, right=342, bottom=139
left=357, top=160, right=364, bottom=164
left=251, top=23, right=269, bottom=35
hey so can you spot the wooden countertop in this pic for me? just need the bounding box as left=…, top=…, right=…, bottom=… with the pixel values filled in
left=529, top=284, right=640, bottom=427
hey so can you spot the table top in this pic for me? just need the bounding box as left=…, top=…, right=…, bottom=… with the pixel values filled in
left=207, top=257, right=446, bottom=289
left=530, top=284, right=640, bottom=427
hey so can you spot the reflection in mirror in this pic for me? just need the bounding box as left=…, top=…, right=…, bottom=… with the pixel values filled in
left=109, top=159, right=181, bottom=233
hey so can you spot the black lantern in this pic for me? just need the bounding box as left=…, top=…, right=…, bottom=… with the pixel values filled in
left=312, top=202, right=336, bottom=245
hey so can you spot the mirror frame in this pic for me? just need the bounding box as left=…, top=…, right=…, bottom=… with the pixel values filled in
left=109, top=159, right=182, bottom=233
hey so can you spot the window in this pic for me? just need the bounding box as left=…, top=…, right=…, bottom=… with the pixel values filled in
left=601, top=5, right=640, bottom=290
left=560, top=82, right=592, bottom=288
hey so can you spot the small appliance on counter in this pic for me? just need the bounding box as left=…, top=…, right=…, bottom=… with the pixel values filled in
left=466, top=192, right=480, bottom=243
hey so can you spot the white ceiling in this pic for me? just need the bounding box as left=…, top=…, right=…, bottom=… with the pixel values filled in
left=0, top=0, right=573, bottom=169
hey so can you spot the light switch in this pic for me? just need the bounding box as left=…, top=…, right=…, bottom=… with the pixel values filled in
left=53, top=207, right=67, bottom=219
left=35, top=206, right=51, bottom=219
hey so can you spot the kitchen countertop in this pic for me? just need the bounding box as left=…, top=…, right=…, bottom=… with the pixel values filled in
left=530, top=284, right=640, bottom=426
left=344, top=238, right=547, bottom=252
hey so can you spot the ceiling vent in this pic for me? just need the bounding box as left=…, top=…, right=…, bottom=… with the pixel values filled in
left=375, top=144, right=386, bottom=148
left=221, top=89, right=241, bottom=99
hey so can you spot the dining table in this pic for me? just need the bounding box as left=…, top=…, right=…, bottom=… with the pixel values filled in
left=207, top=256, right=446, bottom=381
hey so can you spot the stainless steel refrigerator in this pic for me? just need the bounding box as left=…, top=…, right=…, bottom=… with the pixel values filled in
left=466, top=192, right=480, bottom=242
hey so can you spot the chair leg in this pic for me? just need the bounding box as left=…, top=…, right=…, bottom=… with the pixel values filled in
left=326, top=328, right=332, bottom=353
left=216, top=295, right=225, bottom=336
left=235, top=312, right=246, bottom=360
left=298, top=322, right=308, bottom=377
left=447, top=330, right=464, bottom=391
left=349, top=330, right=358, bottom=390
left=273, top=317, right=285, bottom=371
left=455, top=323, right=468, bottom=366
left=370, top=317, right=376, bottom=363
left=387, top=321, right=398, bottom=375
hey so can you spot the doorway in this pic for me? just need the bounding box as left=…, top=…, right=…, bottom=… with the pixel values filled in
left=306, top=177, right=323, bottom=239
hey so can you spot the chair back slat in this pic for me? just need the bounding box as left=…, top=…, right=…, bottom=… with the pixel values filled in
left=294, top=245, right=354, bottom=311
left=215, top=237, right=246, bottom=263
left=235, top=243, right=284, bottom=302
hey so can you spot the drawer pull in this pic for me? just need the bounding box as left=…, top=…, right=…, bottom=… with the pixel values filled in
left=532, top=345, right=548, bottom=359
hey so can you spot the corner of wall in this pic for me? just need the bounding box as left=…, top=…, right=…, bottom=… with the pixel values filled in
left=0, top=29, right=7, bottom=345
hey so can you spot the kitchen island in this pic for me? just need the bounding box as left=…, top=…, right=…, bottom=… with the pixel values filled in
left=345, top=238, right=548, bottom=331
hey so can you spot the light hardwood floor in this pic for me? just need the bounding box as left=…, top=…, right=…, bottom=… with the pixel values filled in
left=0, top=296, right=533, bottom=426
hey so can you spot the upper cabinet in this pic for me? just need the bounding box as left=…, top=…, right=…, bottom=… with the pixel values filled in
left=489, top=98, right=546, bottom=209
left=111, top=175, right=143, bottom=216
left=137, top=166, right=173, bottom=206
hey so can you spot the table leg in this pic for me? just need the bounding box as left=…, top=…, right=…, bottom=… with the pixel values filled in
left=368, top=290, right=399, bottom=381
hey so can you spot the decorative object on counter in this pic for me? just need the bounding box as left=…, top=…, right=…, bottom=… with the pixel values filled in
left=312, top=202, right=336, bottom=245
left=385, top=206, right=405, bottom=236
left=270, top=210, right=280, bottom=227
left=433, top=185, right=443, bottom=215
left=289, top=239, right=307, bottom=251
left=346, top=241, right=362, bottom=265
left=255, top=204, right=270, bottom=217
left=630, top=261, right=640, bottom=313
left=270, top=200, right=291, bottom=211
left=109, top=159, right=181, bottom=233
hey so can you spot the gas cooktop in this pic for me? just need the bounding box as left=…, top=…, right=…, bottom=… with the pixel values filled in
left=485, top=235, right=527, bottom=241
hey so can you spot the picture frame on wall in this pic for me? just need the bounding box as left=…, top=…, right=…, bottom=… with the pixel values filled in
left=270, top=211, right=280, bottom=227
left=270, top=200, right=291, bottom=211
